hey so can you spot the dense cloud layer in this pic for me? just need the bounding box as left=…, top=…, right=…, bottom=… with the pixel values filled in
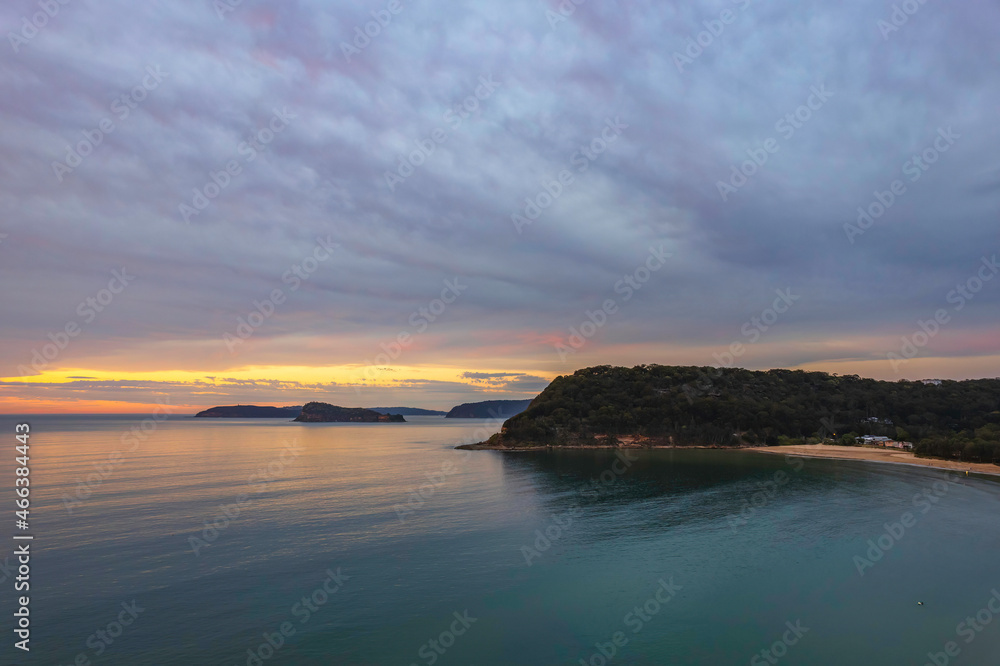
left=1, top=0, right=998, bottom=410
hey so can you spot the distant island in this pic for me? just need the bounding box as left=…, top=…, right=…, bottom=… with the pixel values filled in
left=446, top=399, right=534, bottom=419
left=294, top=402, right=405, bottom=423
left=368, top=407, right=447, bottom=416
left=195, top=405, right=302, bottom=418
left=462, top=365, right=1000, bottom=464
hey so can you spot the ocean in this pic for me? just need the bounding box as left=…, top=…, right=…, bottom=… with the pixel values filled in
left=2, top=414, right=998, bottom=665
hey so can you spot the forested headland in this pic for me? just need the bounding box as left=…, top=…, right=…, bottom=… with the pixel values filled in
left=472, top=365, right=1000, bottom=463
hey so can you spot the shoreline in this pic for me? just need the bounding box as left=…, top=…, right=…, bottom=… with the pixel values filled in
left=458, top=442, right=1000, bottom=478
left=751, top=444, right=1000, bottom=478
left=455, top=443, right=732, bottom=451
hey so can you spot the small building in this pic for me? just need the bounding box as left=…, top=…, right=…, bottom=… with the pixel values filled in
left=860, top=436, right=913, bottom=450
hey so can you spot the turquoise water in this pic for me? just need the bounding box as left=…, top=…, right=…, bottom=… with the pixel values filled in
left=3, top=414, right=999, bottom=665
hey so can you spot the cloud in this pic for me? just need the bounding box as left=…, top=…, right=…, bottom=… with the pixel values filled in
left=1, top=0, right=999, bottom=409
left=460, top=371, right=549, bottom=392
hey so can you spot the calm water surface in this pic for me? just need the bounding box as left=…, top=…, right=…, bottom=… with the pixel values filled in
left=2, top=414, right=999, bottom=665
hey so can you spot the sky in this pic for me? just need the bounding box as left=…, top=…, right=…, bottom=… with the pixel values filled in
left=1, top=0, right=999, bottom=414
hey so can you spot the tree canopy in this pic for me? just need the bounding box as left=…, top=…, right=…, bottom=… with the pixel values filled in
left=488, top=365, right=1000, bottom=463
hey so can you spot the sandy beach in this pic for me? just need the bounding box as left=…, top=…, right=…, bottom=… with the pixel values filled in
left=753, top=444, right=1000, bottom=478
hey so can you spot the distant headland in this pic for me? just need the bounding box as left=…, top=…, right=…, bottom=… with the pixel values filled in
left=195, top=405, right=303, bottom=418
left=445, top=399, right=533, bottom=419
left=369, top=407, right=447, bottom=416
